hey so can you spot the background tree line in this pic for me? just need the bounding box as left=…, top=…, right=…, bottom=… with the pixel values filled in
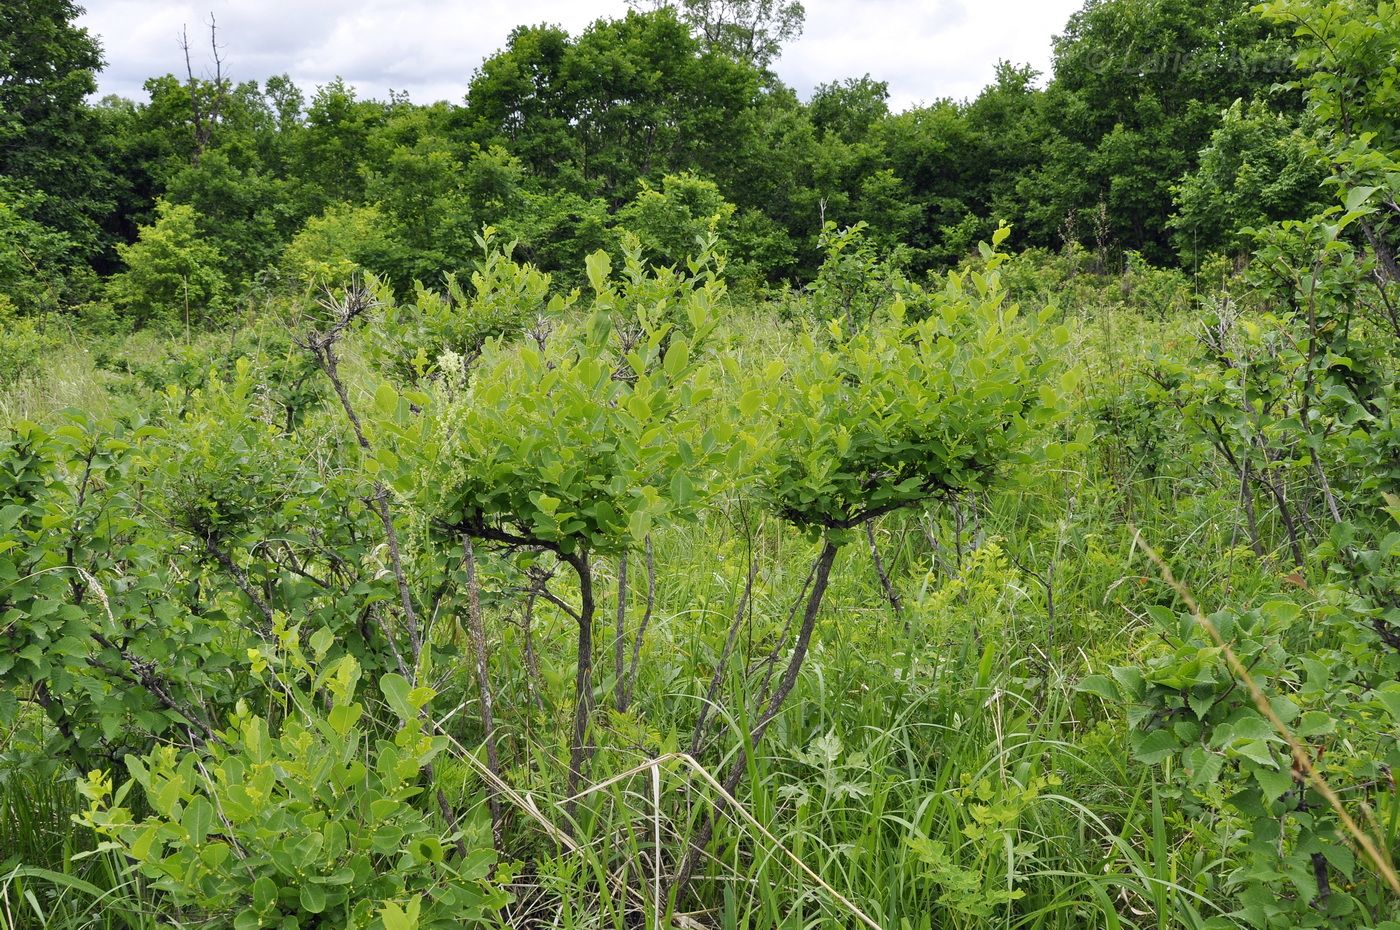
left=0, top=0, right=1347, bottom=324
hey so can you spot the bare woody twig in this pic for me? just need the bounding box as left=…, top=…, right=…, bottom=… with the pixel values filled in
left=613, top=550, right=628, bottom=710
left=674, top=538, right=840, bottom=898
left=687, top=557, right=758, bottom=757
left=301, top=284, right=464, bottom=855
left=865, top=520, right=904, bottom=628
left=620, top=535, right=656, bottom=713
left=563, top=549, right=597, bottom=807
left=301, top=285, right=423, bottom=671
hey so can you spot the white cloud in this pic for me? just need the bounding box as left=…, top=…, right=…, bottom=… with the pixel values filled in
left=79, top=0, right=1086, bottom=109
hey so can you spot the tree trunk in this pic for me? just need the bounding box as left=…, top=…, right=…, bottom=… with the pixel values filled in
left=613, top=551, right=628, bottom=709
left=566, top=549, right=597, bottom=806
left=463, top=537, right=504, bottom=850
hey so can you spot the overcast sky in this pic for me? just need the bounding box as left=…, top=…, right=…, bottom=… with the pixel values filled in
left=78, top=0, right=1086, bottom=111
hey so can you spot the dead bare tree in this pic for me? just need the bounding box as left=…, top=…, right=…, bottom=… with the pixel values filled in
left=180, top=13, right=228, bottom=164
left=629, top=0, right=804, bottom=66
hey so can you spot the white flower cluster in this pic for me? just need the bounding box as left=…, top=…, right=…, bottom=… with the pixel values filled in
left=437, top=348, right=469, bottom=395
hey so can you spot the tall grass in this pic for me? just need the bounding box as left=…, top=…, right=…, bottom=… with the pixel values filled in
left=0, top=772, right=156, bottom=930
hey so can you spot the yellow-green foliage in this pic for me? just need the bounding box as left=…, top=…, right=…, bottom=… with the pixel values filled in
left=617, top=172, right=736, bottom=269
left=911, top=540, right=1017, bottom=639
left=0, top=297, right=62, bottom=386
left=106, top=200, right=228, bottom=326
left=281, top=202, right=395, bottom=289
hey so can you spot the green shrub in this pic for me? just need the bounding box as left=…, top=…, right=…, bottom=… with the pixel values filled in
left=754, top=226, right=1070, bottom=534
left=725, top=207, right=797, bottom=288
left=803, top=221, right=909, bottom=328
left=106, top=200, right=229, bottom=327
left=616, top=172, right=735, bottom=269
left=0, top=183, right=76, bottom=315
left=369, top=230, right=570, bottom=387
left=81, top=651, right=506, bottom=930
left=502, top=189, right=613, bottom=284
left=281, top=202, right=396, bottom=290
left=1170, top=98, right=1329, bottom=265
left=0, top=298, right=63, bottom=386
left=419, top=244, right=728, bottom=795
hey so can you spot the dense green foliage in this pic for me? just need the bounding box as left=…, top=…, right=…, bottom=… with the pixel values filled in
left=0, top=0, right=1331, bottom=323
left=104, top=200, right=228, bottom=326
left=4, top=1, right=1400, bottom=929
left=0, top=0, right=111, bottom=264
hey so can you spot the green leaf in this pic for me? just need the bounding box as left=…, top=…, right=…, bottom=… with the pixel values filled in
left=328, top=702, right=363, bottom=736
left=380, top=673, right=415, bottom=720
left=670, top=471, right=694, bottom=508
left=128, top=825, right=158, bottom=861
left=458, top=847, right=498, bottom=881
left=663, top=339, right=690, bottom=379
left=1233, top=739, right=1278, bottom=769
left=1130, top=729, right=1179, bottom=765
left=252, top=876, right=278, bottom=912
left=375, top=382, right=399, bottom=414
left=182, top=797, right=214, bottom=845
left=381, top=895, right=422, bottom=930
left=1110, top=665, right=1145, bottom=699
left=1295, top=710, right=1336, bottom=737
left=1187, top=687, right=1216, bottom=720
left=1075, top=674, right=1119, bottom=702
left=1255, top=766, right=1293, bottom=802
left=300, top=883, right=327, bottom=914
left=1375, top=683, right=1400, bottom=722
left=628, top=507, right=652, bottom=542
left=1344, top=185, right=1378, bottom=212
left=309, top=627, right=334, bottom=659
left=1227, top=787, right=1267, bottom=819
left=1183, top=747, right=1224, bottom=787
left=1259, top=600, right=1302, bottom=626
left=585, top=251, right=611, bottom=294
left=1321, top=842, right=1355, bottom=879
